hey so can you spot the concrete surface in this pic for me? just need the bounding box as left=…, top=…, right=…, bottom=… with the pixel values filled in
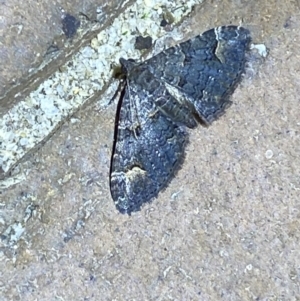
left=1, top=0, right=300, bottom=300
left=0, top=0, right=129, bottom=116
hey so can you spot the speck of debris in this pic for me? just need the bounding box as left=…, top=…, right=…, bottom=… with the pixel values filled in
left=250, top=43, right=268, bottom=58
left=162, top=10, right=175, bottom=25
left=62, top=13, right=80, bottom=38
left=265, top=149, right=274, bottom=159
left=135, top=35, right=153, bottom=50
left=160, top=18, right=169, bottom=27
left=45, top=44, right=60, bottom=55
left=284, top=17, right=292, bottom=28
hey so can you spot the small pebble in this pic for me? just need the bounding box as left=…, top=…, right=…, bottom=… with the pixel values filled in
left=265, top=149, right=273, bottom=159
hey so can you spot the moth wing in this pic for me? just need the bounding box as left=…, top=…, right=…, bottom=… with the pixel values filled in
left=110, top=84, right=187, bottom=214
left=145, top=26, right=251, bottom=124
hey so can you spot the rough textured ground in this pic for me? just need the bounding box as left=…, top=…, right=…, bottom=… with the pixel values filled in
left=0, top=0, right=127, bottom=115
left=1, top=0, right=300, bottom=300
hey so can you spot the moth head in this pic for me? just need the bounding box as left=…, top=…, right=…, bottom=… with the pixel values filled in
left=119, top=58, right=139, bottom=74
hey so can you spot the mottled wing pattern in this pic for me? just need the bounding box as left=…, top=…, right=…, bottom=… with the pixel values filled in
left=145, top=26, right=251, bottom=124
left=110, top=60, right=192, bottom=214
left=110, top=26, right=251, bottom=214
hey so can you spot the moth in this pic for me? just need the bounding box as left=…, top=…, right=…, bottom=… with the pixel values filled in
left=110, top=26, right=251, bottom=214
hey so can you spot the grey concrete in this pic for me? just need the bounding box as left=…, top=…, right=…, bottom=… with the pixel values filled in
left=0, top=0, right=128, bottom=116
